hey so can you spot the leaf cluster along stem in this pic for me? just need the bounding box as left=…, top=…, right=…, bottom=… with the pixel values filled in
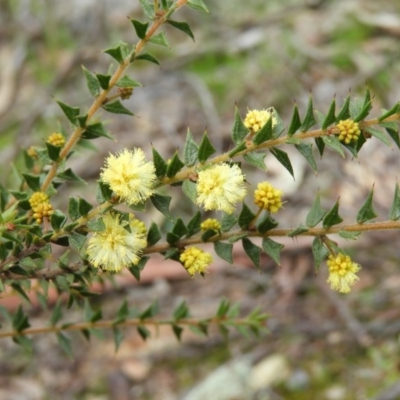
left=0, top=315, right=248, bottom=339
left=160, top=114, right=400, bottom=186
left=2, top=219, right=399, bottom=281
left=40, top=1, right=188, bottom=193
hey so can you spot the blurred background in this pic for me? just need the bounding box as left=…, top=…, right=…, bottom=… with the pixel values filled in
left=1, top=0, right=400, bottom=399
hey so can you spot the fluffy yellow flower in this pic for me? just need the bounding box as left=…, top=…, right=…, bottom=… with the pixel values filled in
left=87, top=213, right=147, bottom=272
left=200, top=218, right=221, bottom=232
left=337, top=119, right=361, bottom=144
left=196, top=163, right=246, bottom=214
left=327, top=253, right=361, bottom=293
left=180, top=247, right=213, bottom=276
left=254, top=181, right=283, bottom=213
left=101, top=148, right=156, bottom=205
left=244, top=109, right=277, bottom=133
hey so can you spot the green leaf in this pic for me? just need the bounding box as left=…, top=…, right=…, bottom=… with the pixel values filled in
left=103, top=41, right=130, bottom=64
left=214, top=241, right=233, bottom=264
left=187, top=0, right=210, bottom=13
left=57, top=168, right=86, bottom=184
left=82, top=66, right=101, bottom=97
left=78, top=198, right=93, bottom=216
left=301, top=95, right=317, bottom=132
left=182, top=180, right=197, bottom=203
left=102, top=100, right=134, bottom=116
left=187, top=211, right=201, bottom=237
left=262, top=238, right=284, bottom=265
left=96, top=181, right=113, bottom=203
left=314, top=137, right=325, bottom=157
left=127, top=256, right=149, bottom=281
left=201, top=229, right=218, bottom=242
left=253, top=117, right=273, bottom=145
left=172, top=218, right=187, bottom=238
left=228, top=141, right=247, bottom=158
left=270, top=148, right=294, bottom=178
left=198, top=132, right=216, bottom=162
left=68, top=197, right=80, bottom=220
left=365, top=127, right=391, bottom=147
left=166, top=20, right=195, bottom=41
left=356, top=187, right=378, bottom=224
left=150, top=193, right=172, bottom=219
left=378, top=102, right=400, bottom=122
left=256, top=214, right=278, bottom=234
left=232, top=107, right=248, bottom=144
left=323, top=199, right=343, bottom=228
left=183, top=128, right=198, bottom=166
left=137, top=325, right=151, bottom=340
left=57, top=332, right=73, bottom=359
left=135, top=53, right=160, bottom=65
left=152, top=147, right=167, bottom=178
left=166, top=232, right=180, bottom=246
left=130, top=19, right=149, bottom=39
left=306, top=193, right=326, bottom=227
left=287, top=104, right=302, bottom=136
left=173, top=301, right=189, bottom=320
left=311, top=236, right=329, bottom=272
left=381, top=121, right=400, bottom=149
left=22, top=173, right=41, bottom=191
left=322, top=135, right=345, bottom=157
left=149, top=32, right=170, bottom=47
left=82, top=122, right=114, bottom=140
left=354, top=90, right=372, bottom=122
left=338, top=230, right=361, bottom=240
left=164, top=247, right=180, bottom=260
left=389, top=183, right=400, bottom=221
left=221, top=213, right=237, bottom=232
left=295, top=143, right=317, bottom=173
left=172, top=325, right=184, bottom=341
left=69, top=232, right=87, bottom=250
left=45, top=142, right=62, bottom=161
left=114, top=300, right=129, bottom=324
left=87, top=217, right=105, bottom=232
left=216, top=298, right=230, bottom=317
left=322, top=98, right=336, bottom=130
left=112, top=327, right=124, bottom=352
left=139, top=0, right=155, bottom=19
left=147, top=223, right=161, bottom=246
left=166, top=151, right=185, bottom=178
left=50, top=210, right=67, bottom=231
left=288, top=224, right=308, bottom=237
left=56, top=101, right=80, bottom=125
left=243, top=153, right=267, bottom=170
left=140, top=301, right=159, bottom=319
left=228, top=233, right=248, bottom=243
left=50, top=300, right=63, bottom=325
left=242, top=238, right=261, bottom=270
left=116, top=75, right=142, bottom=88
left=12, top=305, right=30, bottom=331
left=238, top=203, right=255, bottom=230
left=95, top=73, right=111, bottom=90
left=336, top=95, right=351, bottom=122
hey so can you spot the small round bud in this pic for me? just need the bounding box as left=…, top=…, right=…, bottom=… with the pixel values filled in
left=47, top=132, right=65, bottom=147
left=118, top=87, right=134, bottom=100
left=254, top=181, right=283, bottom=213
left=336, top=119, right=360, bottom=144
left=180, top=247, right=213, bottom=277
left=200, top=218, right=221, bottom=232
left=244, top=109, right=277, bottom=133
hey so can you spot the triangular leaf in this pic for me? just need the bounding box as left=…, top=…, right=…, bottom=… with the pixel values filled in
left=311, top=236, right=329, bottom=272
left=152, top=147, right=167, bottom=178
left=82, top=66, right=101, bottom=97
left=231, top=107, right=248, bottom=144
left=166, top=152, right=185, bottom=178
left=166, top=20, right=194, bottom=41
left=182, top=180, right=197, bottom=203
left=389, top=183, right=400, bottom=221
left=306, top=193, right=326, bottom=227
left=198, top=132, right=216, bottom=162
left=323, top=199, right=343, bottom=228
left=243, top=153, right=267, bottom=170
left=301, top=95, right=317, bottom=132
left=356, top=186, right=378, bottom=224
left=336, top=95, right=351, bottom=122
left=242, top=238, right=261, bottom=270
left=287, top=103, right=302, bottom=136
left=130, top=19, right=149, bottom=39
left=253, top=117, right=273, bottom=145
left=214, top=241, right=233, bottom=264
left=183, top=128, right=198, bottom=166
left=321, top=98, right=336, bottom=130
left=262, top=238, right=284, bottom=265
left=135, top=53, right=160, bottom=65
left=150, top=193, right=172, bottom=219
left=322, top=135, right=345, bottom=157
left=270, top=148, right=294, bottom=178
left=102, top=100, right=134, bottom=116
left=238, top=203, right=255, bottom=230
left=295, top=143, right=317, bottom=172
